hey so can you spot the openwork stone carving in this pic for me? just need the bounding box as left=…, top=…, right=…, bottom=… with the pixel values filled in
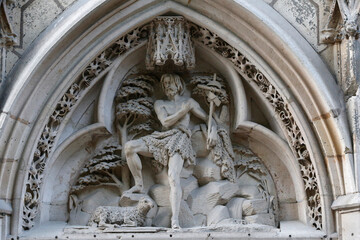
left=190, top=24, right=322, bottom=229
left=22, top=17, right=322, bottom=232
left=87, top=197, right=154, bottom=227
left=22, top=26, right=149, bottom=230
left=146, top=16, right=195, bottom=70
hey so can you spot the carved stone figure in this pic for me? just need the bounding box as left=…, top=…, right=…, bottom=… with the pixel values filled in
left=87, top=197, right=154, bottom=227
left=124, top=73, right=218, bottom=229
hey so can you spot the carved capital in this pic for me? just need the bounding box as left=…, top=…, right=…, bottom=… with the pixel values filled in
left=321, top=0, right=360, bottom=44
left=145, top=16, right=195, bottom=70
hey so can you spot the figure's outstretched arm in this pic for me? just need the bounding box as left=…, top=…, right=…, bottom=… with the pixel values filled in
left=154, top=100, right=191, bottom=128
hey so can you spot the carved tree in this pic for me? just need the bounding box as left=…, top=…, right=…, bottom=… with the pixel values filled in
left=233, top=145, right=276, bottom=216
left=71, top=142, right=126, bottom=194
left=115, top=75, right=157, bottom=188
left=190, top=73, right=229, bottom=124
left=115, top=74, right=157, bottom=147
left=190, top=73, right=235, bottom=181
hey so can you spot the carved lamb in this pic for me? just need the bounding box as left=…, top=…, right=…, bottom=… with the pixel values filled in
left=88, top=197, right=154, bottom=227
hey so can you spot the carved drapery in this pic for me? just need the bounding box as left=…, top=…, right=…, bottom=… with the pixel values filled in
left=21, top=18, right=322, bottom=230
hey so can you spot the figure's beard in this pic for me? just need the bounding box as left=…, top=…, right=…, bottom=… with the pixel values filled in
left=165, top=89, right=177, bottom=99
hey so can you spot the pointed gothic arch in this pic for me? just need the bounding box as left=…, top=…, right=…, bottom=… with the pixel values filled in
left=0, top=0, right=353, bottom=238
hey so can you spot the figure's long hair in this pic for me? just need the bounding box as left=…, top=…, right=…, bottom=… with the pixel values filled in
left=160, top=74, right=185, bottom=95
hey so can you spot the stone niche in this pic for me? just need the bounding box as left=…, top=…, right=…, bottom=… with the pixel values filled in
left=26, top=15, right=315, bottom=239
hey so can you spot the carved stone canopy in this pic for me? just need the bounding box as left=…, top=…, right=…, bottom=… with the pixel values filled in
left=145, top=16, right=195, bottom=70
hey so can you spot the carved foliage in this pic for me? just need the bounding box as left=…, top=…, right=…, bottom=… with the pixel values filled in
left=22, top=26, right=149, bottom=230
left=71, top=142, right=126, bottom=194
left=233, top=145, right=277, bottom=216
left=22, top=19, right=323, bottom=231
left=191, top=25, right=322, bottom=229
left=115, top=74, right=157, bottom=143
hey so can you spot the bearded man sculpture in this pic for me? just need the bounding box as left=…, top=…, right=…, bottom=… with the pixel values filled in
left=124, top=73, right=217, bottom=229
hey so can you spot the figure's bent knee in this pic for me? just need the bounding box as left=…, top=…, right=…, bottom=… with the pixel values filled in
left=124, top=141, right=136, bottom=155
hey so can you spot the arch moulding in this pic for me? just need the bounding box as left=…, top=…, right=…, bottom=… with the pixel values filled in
left=0, top=0, right=354, bottom=239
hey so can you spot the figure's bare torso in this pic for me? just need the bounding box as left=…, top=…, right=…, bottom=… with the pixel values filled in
left=155, top=96, right=191, bottom=129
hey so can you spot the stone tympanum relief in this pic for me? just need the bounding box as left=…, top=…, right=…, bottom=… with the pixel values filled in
left=68, top=71, right=278, bottom=232
left=22, top=15, right=322, bottom=236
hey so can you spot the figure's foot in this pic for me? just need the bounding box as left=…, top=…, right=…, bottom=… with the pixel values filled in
left=124, top=184, right=144, bottom=194
left=171, top=219, right=181, bottom=230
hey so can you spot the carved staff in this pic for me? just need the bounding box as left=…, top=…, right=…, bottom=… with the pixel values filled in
left=197, top=73, right=224, bottom=149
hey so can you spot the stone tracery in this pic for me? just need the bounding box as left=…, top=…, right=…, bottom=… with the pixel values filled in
left=21, top=16, right=322, bottom=232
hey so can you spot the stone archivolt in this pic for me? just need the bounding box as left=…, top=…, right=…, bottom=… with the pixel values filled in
left=21, top=16, right=322, bottom=233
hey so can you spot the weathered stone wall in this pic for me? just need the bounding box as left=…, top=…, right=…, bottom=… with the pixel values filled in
left=0, top=0, right=352, bottom=82
left=0, top=0, right=341, bottom=81
left=1, top=0, right=77, bottom=79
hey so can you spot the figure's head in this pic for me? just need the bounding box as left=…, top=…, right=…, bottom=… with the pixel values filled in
left=138, top=197, right=155, bottom=212
left=160, top=74, right=184, bottom=99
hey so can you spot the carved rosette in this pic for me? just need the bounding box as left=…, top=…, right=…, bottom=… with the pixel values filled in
left=21, top=18, right=322, bottom=231
left=145, top=16, right=195, bottom=70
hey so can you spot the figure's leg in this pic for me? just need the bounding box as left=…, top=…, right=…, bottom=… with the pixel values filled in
left=124, top=139, right=151, bottom=194
left=168, top=153, right=184, bottom=229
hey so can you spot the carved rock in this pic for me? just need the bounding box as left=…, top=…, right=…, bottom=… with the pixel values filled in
left=152, top=201, right=195, bottom=228
left=148, top=184, right=170, bottom=207
left=119, top=193, right=149, bottom=207
left=226, top=197, right=245, bottom=219
left=81, top=189, right=120, bottom=214
left=191, top=129, right=210, bottom=158
left=69, top=208, right=91, bottom=226
left=244, top=213, right=275, bottom=227
left=152, top=206, right=171, bottom=228
left=237, top=184, right=261, bottom=199
left=193, top=158, right=222, bottom=186
left=187, top=181, right=240, bottom=215
left=242, top=199, right=268, bottom=216
left=180, top=166, right=194, bottom=179
left=179, top=200, right=195, bottom=228
left=193, top=213, right=207, bottom=227
left=180, top=175, right=199, bottom=200
left=207, top=205, right=230, bottom=226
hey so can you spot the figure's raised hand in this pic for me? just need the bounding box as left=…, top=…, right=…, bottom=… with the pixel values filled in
left=181, top=100, right=192, bottom=112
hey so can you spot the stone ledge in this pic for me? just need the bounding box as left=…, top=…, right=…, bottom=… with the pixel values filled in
left=16, top=221, right=326, bottom=240
left=331, top=192, right=360, bottom=210
left=0, top=199, right=12, bottom=215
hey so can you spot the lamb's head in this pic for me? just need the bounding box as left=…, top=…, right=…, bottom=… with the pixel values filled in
left=137, top=197, right=155, bottom=213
